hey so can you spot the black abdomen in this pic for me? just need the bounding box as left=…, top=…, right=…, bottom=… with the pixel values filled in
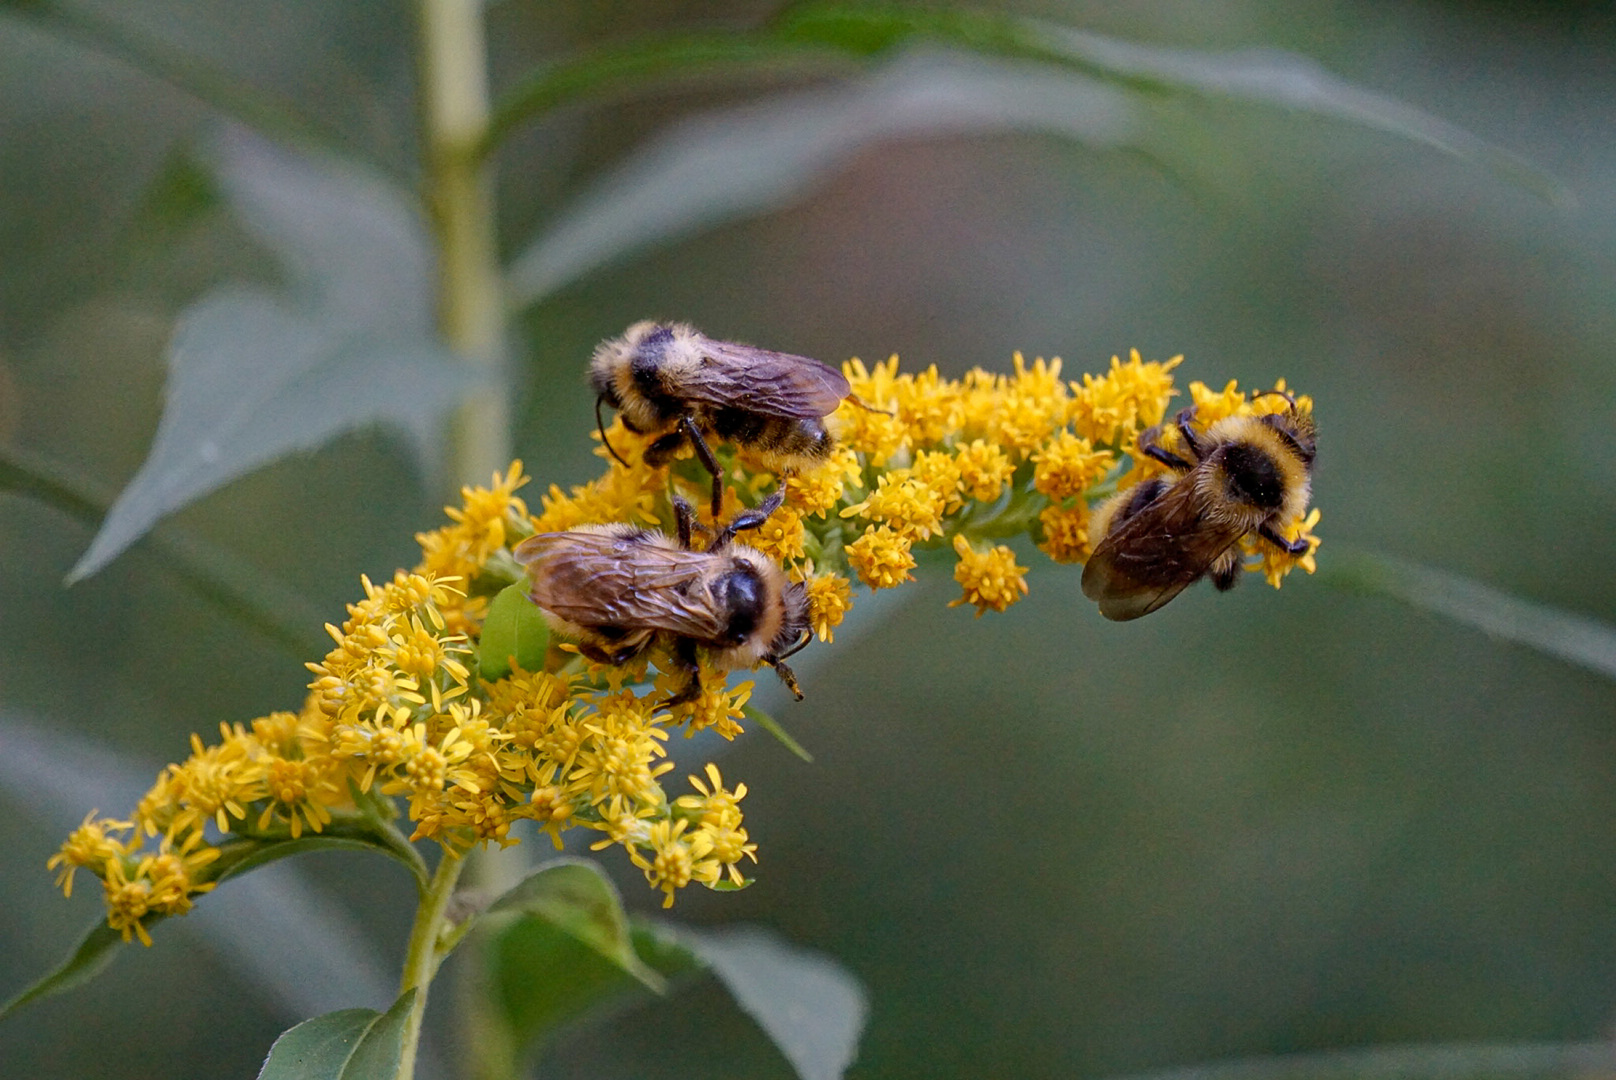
left=707, top=410, right=833, bottom=460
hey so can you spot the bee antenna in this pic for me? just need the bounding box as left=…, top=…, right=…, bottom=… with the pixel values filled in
left=848, top=393, right=895, bottom=418
left=596, top=395, right=630, bottom=468
left=1250, top=387, right=1298, bottom=407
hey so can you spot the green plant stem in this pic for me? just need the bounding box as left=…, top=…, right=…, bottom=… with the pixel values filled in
left=416, top=6, right=526, bottom=1078
left=418, top=0, right=510, bottom=492
left=395, top=851, right=465, bottom=1080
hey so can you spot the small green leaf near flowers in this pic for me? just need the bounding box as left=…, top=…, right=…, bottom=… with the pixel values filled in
left=255, top=989, right=417, bottom=1080
left=0, top=921, right=126, bottom=1022
left=476, top=583, right=551, bottom=682
left=47, top=350, right=1324, bottom=949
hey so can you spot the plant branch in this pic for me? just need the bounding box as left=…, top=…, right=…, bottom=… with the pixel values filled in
left=417, top=0, right=510, bottom=493
left=395, top=851, right=465, bottom=1080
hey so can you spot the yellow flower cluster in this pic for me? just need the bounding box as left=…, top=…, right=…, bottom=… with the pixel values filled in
left=53, top=467, right=762, bottom=941
left=53, top=347, right=1321, bottom=942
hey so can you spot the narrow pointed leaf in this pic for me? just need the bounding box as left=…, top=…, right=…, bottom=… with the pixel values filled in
left=507, top=50, right=1135, bottom=304
left=684, top=926, right=868, bottom=1080
left=775, top=3, right=1571, bottom=203
left=485, top=35, right=856, bottom=156
left=256, top=988, right=416, bottom=1080
left=0, top=921, right=126, bottom=1020
left=69, top=129, right=474, bottom=582
left=478, top=584, right=551, bottom=682
left=1, top=444, right=325, bottom=655
left=1095, top=1039, right=1616, bottom=1080
left=743, top=705, right=814, bottom=762
left=208, top=128, right=432, bottom=334
left=1322, top=549, right=1616, bottom=682
left=68, top=290, right=473, bottom=582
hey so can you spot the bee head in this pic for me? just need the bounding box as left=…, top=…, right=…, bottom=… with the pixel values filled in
left=1204, top=413, right=1313, bottom=523
left=768, top=579, right=812, bottom=663
left=1259, top=407, right=1316, bottom=469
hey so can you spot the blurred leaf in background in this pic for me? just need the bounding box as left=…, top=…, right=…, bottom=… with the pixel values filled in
left=3, top=1, right=1616, bottom=1079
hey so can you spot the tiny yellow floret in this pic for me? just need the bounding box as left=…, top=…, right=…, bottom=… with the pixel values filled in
left=949, top=535, right=1030, bottom=616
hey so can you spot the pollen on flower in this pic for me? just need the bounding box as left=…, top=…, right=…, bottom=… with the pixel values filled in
left=846, top=525, right=916, bottom=589
left=59, top=334, right=1323, bottom=926
left=667, top=676, right=751, bottom=741
left=835, top=357, right=909, bottom=464
left=1032, top=432, right=1115, bottom=500
left=1069, top=349, right=1181, bottom=446
left=1039, top=503, right=1091, bottom=563
left=49, top=813, right=135, bottom=897
left=1188, top=379, right=1249, bottom=426
left=953, top=439, right=1015, bottom=504
left=796, top=568, right=853, bottom=642
left=949, top=535, right=1030, bottom=616
left=784, top=447, right=861, bottom=516
left=840, top=470, right=946, bottom=541
left=745, top=503, right=806, bottom=563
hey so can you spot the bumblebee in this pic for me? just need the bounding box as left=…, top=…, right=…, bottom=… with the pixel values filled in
left=514, top=492, right=812, bottom=704
left=1081, top=395, right=1317, bottom=621
left=590, top=321, right=852, bottom=517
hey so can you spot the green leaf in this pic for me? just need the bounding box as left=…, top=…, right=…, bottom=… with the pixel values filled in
left=478, top=584, right=550, bottom=682
left=0, top=1, right=361, bottom=166
left=480, top=859, right=663, bottom=991
left=1321, top=549, right=1616, bottom=683
left=255, top=988, right=416, bottom=1080
left=490, top=915, right=701, bottom=1056
left=207, top=826, right=429, bottom=894
left=484, top=35, right=856, bottom=156
left=684, top=926, right=868, bottom=1080
left=508, top=4, right=1567, bottom=305
left=0, top=920, right=127, bottom=1021
left=1095, top=1040, right=1616, bottom=1080
left=774, top=3, right=1570, bottom=204
left=743, top=704, right=814, bottom=763
left=69, top=130, right=476, bottom=582
left=0, top=443, right=326, bottom=657
left=507, top=50, right=1134, bottom=304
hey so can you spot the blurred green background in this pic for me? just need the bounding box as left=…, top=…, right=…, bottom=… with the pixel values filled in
left=3, top=1, right=1616, bottom=1078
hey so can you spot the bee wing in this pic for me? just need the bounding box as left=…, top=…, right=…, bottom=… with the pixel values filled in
left=686, top=337, right=850, bottom=419
left=515, top=531, right=730, bottom=639
left=1080, top=481, right=1245, bottom=621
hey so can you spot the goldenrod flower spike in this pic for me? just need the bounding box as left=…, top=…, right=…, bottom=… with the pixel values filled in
left=56, top=353, right=1321, bottom=939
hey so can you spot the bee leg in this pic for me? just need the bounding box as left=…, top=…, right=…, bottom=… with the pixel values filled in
left=1137, top=424, right=1193, bottom=472
left=672, top=495, right=697, bottom=549
left=677, top=415, right=727, bottom=519
left=1174, top=407, right=1206, bottom=462
left=771, top=659, right=805, bottom=702
left=1257, top=523, right=1311, bottom=555
left=644, top=431, right=686, bottom=467
left=578, top=640, right=640, bottom=666
left=711, top=490, right=785, bottom=550
left=1211, top=553, right=1242, bottom=591
left=660, top=638, right=703, bottom=707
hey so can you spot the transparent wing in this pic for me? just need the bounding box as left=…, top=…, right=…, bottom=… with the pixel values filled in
left=1080, top=482, right=1244, bottom=621
left=684, top=336, right=850, bottom=418
left=516, top=531, right=729, bottom=639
